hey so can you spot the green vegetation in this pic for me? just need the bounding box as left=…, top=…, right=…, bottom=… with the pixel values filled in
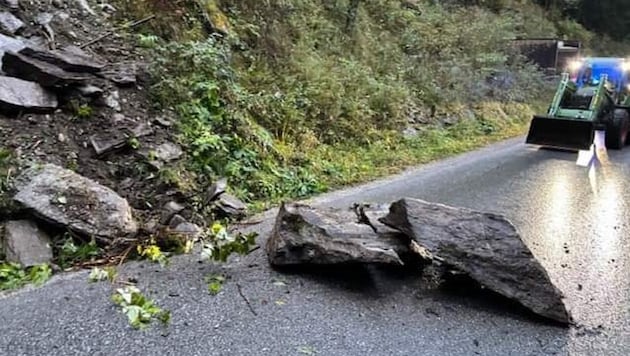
left=55, top=235, right=103, bottom=269
left=111, top=286, right=171, bottom=329
left=0, top=263, right=52, bottom=291
left=110, top=0, right=626, bottom=212
left=0, top=148, right=15, bottom=216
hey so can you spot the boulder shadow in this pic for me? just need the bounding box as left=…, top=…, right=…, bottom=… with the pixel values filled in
left=438, top=272, right=570, bottom=328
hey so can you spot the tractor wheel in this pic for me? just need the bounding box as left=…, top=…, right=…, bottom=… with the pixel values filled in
left=605, top=109, right=630, bottom=150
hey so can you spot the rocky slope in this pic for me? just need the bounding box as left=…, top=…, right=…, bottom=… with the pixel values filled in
left=0, top=0, right=241, bottom=268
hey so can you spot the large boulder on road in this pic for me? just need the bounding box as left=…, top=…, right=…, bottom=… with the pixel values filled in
left=379, top=198, right=571, bottom=324
left=13, top=164, right=138, bottom=242
left=266, top=203, right=413, bottom=266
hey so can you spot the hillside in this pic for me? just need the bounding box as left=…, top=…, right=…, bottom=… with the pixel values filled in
left=0, top=0, right=628, bottom=275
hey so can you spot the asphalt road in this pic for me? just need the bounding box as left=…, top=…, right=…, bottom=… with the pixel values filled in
left=2, top=136, right=630, bottom=356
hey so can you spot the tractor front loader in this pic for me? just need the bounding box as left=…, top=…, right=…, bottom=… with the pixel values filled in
left=526, top=57, right=630, bottom=151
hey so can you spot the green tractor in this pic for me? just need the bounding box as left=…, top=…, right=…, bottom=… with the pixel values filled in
left=526, top=57, right=630, bottom=151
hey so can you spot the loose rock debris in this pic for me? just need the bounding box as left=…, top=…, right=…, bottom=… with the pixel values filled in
left=266, top=198, right=572, bottom=325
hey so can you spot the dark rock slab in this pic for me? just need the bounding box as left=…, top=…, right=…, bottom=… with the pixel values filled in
left=379, top=198, right=571, bottom=324
left=266, top=203, right=411, bottom=266
left=19, top=45, right=106, bottom=73
left=214, top=193, right=247, bottom=219
left=0, top=11, right=24, bottom=35
left=89, top=133, right=127, bottom=156
left=3, top=220, right=53, bottom=267
left=2, top=50, right=93, bottom=87
left=13, top=164, right=138, bottom=241
left=0, top=75, right=57, bottom=113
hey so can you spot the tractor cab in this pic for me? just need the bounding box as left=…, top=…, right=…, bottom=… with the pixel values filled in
left=569, top=57, right=630, bottom=104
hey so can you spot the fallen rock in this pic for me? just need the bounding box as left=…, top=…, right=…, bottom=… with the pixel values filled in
left=172, top=222, right=203, bottom=240
left=379, top=198, right=570, bottom=324
left=142, top=142, right=183, bottom=169
left=214, top=193, right=247, bottom=219
left=0, top=75, right=57, bottom=113
left=0, top=11, right=24, bottom=35
left=3, top=220, right=53, bottom=267
left=0, top=33, right=25, bottom=59
left=20, top=45, right=106, bottom=73
left=104, top=90, right=121, bottom=111
left=204, top=177, right=227, bottom=205
left=266, top=203, right=410, bottom=266
left=75, top=84, right=104, bottom=98
left=160, top=201, right=185, bottom=225
left=168, top=214, right=187, bottom=229
left=2, top=51, right=93, bottom=87
left=13, top=164, right=138, bottom=241
left=89, top=132, right=128, bottom=156
left=154, top=142, right=183, bottom=162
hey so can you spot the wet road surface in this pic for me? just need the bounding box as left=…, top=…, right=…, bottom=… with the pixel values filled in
left=1, top=136, right=630, bottom=355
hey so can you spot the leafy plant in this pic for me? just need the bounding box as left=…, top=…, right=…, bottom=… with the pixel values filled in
left=200, top=222, right=257, bottom=263
left=56, top=236, right=102, bottom=269
left=137, top=242, right=169, bottom=267
left=111, top=286, right=171, bottom=329
left=205, top=274, right=225, bottom=295
left=88, top=267, right=118, bottom=283
left=0, top=263, right=52, bottom=291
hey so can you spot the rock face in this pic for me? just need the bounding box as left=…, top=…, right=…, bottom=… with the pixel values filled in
left=266, top=203, right=410, bottom=266
left=13, top=164, right=138, bottom=241
left=0, top=75, right=57, bottom=113
left=379, top=198, right=570, bottom=324
left=4, top=220, right=53, bottom=267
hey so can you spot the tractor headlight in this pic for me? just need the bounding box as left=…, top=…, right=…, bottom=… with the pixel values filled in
left=568, top=59, right=583, bottom=72
left=622, top=61, right=630, bottom=72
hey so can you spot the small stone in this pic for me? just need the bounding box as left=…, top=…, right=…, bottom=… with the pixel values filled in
left=76, top=84, right=103, bottom=98
left=214, top=193, right=247, bottom=219
left=204, top=177, right=227, bottom=204
left=172, top=222, right=202, bottom=239
left=58, top=133, right=66, bottom=142
left=154, top=116, right=172, bottom=127
left=89, top=132, right=127, bottom=156
left=105, top=91, right=121, bottom=111
left=160, top=201, right=185, bottom=225
left=3, top=220, right=53, bottom=267
left=0, top=11, right=25, bottom=35
left=168, top=214, right=187, bottom=229
left=35, top=12, right=53, bottom=26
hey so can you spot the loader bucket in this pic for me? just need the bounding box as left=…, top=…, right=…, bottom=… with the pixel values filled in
left=525, top=115, right=595, bottom=151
